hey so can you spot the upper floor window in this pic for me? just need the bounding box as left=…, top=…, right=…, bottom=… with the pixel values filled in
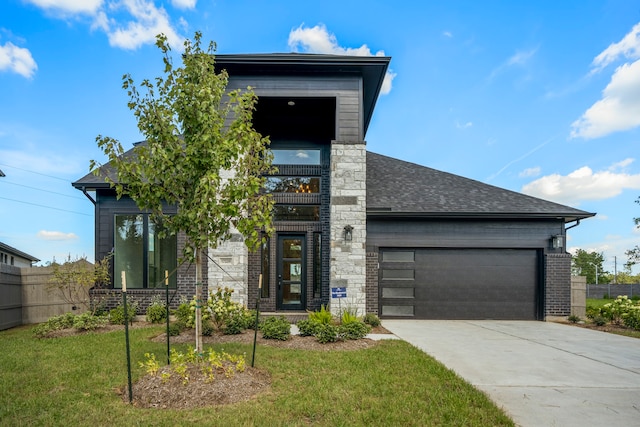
left=264, top=177, right=320, bottom=194
left=272, top=149, right=320, bottom=165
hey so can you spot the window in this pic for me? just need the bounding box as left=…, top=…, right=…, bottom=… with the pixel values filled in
left=273, top=205, right=320, bottom=221
left=264, top=177, right=320, bottom=193
left=260, top=238, right=270, bottom=298
left=272, top=149, right=320, bottom=165
left=382, top=251, right=415, bottom=262
left=114, top=214, right=177, bottom=289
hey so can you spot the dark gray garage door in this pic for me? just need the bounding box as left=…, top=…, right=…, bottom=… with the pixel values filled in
left=379, top=248, right=540, bottom=320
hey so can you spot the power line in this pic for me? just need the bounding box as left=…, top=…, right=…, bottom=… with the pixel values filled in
left=0, top=196, right=91, bottom=216
left=0, top=163, right=73, bottom=182
left=0, top=180, right=85, bottom=200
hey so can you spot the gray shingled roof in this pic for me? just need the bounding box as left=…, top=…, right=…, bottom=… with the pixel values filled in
left=74, top=148, right=595, bottom=222
left=366, top=151, right=594, bottom=222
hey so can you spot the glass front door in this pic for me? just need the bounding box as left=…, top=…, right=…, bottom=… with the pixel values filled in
left=277, top=234, right=306, bottom=310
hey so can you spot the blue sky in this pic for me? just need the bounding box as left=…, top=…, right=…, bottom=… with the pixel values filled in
left=1, top=1, right=639, bottom=275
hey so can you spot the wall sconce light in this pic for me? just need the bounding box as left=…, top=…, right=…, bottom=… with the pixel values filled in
left=551, top=234, right=564, bottom=249
left=343, top=225, right=353, bottom=242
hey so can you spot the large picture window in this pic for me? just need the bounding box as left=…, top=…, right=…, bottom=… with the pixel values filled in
left=114, top=214, right=177, bottom=289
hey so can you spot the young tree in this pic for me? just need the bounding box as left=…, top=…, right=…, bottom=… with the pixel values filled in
left=48, top=254, right=111, bottom=314
left=572, top=249, right=607, bottom=284
left=91, top=32, right=275, bottom=352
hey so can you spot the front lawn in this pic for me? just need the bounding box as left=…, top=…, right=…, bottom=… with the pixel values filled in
left=0, top=324, right=513, bottom=426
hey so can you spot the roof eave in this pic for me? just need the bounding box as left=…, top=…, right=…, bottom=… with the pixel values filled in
left=366, top=210, right=596, bottom=223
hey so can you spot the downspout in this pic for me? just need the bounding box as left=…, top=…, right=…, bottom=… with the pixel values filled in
left=80, top=186, right=96, bottom=205
left=564, top=219, right=580, bottom=232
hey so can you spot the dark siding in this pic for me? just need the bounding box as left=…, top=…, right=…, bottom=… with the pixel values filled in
left=367, top=218, right=564, bottom=251
left=226, top=76, right=362, bottom=142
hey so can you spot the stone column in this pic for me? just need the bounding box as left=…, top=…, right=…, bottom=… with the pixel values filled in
left=329, top=142, right=367, bottom=316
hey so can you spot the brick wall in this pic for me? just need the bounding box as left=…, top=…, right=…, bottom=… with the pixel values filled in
left=545, top=253, right=572, bottom=317
left=365, top=252, right=378, bottom=315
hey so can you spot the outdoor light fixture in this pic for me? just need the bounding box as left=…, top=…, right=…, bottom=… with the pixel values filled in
left=551, top=234, right=564, bottom=249
left=287, top=100, right=296, bottom=106
left=343, top=225, right=353, bottom=242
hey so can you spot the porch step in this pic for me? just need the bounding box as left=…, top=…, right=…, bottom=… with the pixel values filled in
left=259, top=311, right=308, bottom=323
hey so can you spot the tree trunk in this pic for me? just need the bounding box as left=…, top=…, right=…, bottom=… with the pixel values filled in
left=195, top=249, right=203, bottom=353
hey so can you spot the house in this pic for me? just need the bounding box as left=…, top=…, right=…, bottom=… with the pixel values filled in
left=0, top=241, right=39, bottom=268
left=73, top=53, right=594, bottom=320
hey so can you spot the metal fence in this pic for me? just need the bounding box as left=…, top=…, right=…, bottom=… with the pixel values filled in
left=586, top=283, right=640, bottom=299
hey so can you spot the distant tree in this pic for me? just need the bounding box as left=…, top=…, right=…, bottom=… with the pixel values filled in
left=91, top=32, right=275, bottom=352
left=48, top=254, right=111, bottom=314
left=572, top=249, right=608, bottom=284
left=625, top=197, right=640, bottom=273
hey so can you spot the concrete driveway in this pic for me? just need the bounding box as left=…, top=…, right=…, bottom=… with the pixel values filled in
left=382, top=320, right=640, bottom=427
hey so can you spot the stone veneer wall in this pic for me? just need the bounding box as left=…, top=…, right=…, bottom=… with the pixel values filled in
left=207, top=234, right=248, bottom=306
left=329, top=142, right=367, bottom=316
left=545, top=252, right=572, bottom=317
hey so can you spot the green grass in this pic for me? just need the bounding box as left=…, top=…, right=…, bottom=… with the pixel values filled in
left=0, top=325, right=513, bottom=427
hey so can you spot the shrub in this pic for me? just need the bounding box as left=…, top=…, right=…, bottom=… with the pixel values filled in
left=73, top=313, right=108, bottom=331
left=202, top=319, right=215, bottom=336
left=146, top=296, right=168, bottom=323
left=363, top=313, right=381, bottom=327
left=206, top=287, right=244, bottom=331
left=622, top=305, right=640, bottom=330
left=338, top=321, right=371, bottom=340
left=168, top=321, right=186, bottom=336
left=567, top=314, right=581, bottom=324
left=315, top=323, right=338, bottom=343
left=174, top=298, right=192, bottom=324
left=585, top=305, right=600, bottom=320
left=308, top=304, right=333, bottom=325
left=109, top=301, right=138, bottom=325
left=592, top=315, right=607, bottom=326
left=341, top=310, right=358, bottom=325
left=603, top=294, right=610, bottom=300
left=296, top=319, right=321, bottom=337
left=260, top=316, right=290, bottom=341
left=222, top=313, right=246, bottom=335
left=244, top=309, right=258, bottom=330
left=601, top=295, right=634, bottom=325
left=32, top=313, right=75, bottom=338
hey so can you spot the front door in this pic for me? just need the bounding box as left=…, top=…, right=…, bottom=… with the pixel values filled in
left=277, top=234, right=306, bottom=310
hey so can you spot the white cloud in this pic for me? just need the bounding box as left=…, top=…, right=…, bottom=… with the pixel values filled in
left=455, top=121, right=472, bottom=129
left=0, top=42, right=37, bottom=78
left=26, top=0, right=103, bottom=14
left=570, top=59, right=640, bottom=139
left=443, top=31, right=453, bottom=38
left=171, top=0, right=196, bottom=9
left=37, top=230, right=79, bottom=241
left=489, top=47, right=538, bottom=80
left=28, top=0, right=184, bottom=51
left=521, top=159, right=640, bottom=205
left=288, top=24, right=396, bottom=94
left=591, top=22, right=640, bottom=73
left=519, top=167, right=541, bottom=178
left=572, top=21, right=640, bottom=139
left=106, top=0, right=184, bottom=50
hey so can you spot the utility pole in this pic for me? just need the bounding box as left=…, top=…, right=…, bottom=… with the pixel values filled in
left=614, top=256, right=617, bottom=284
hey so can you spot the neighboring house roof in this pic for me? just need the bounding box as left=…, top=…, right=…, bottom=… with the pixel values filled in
left=0, top=241, right=40, bottom=262
left=366, top=151, right=595, bottom=223
left=214, top=53, right=390, bottom=135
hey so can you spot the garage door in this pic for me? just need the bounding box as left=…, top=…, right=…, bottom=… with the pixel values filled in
left=379, top=248, right=540, bottom=320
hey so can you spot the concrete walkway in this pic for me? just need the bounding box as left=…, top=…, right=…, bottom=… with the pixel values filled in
left=382, top=320, right=640, bottom=427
